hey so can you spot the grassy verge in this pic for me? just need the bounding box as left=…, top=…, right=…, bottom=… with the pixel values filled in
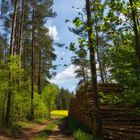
left=18, top=121, right=35, bottom=128
left=35, top=110, right=68, bottom=140
left=66, top=117, right=94, bottom=140
left=0, top=118, right=50, bottom=137
left=0, top=110, right=68, bottom=139
left=35, top=120, right=58, bottom=140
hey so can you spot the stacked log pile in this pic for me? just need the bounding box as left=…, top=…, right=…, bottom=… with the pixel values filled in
left=69, top=93, right=96, bottom=130
left=69, top=91, right=140, bottom=140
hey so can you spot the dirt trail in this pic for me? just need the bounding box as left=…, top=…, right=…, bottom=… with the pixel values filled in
left=0, top=121, right=51, bottom=140
left=0, top=118, right=73, bottom=140
left=47, top=126, right=73, bottom=140
left=20, top=121, right=52, bottom=140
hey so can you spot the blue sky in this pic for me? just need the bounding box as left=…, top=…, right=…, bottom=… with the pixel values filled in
left=47, top=0, right=85, bottom=92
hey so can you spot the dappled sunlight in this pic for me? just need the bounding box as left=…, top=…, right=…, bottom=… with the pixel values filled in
left=0, top=0, right=140, bottom=139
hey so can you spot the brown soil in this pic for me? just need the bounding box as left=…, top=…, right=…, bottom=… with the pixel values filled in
left=0, top=120, right=51, bottom=140
left=47, top=118, right=73, bottom=140
left=47, top=126, right=73, bottom=140
left=0, top=119, right=73, bottom=140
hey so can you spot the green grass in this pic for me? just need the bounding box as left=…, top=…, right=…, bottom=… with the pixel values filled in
left=18, top=117, right=52, bottom=128
left=67, top=117, right=94, bottom=140
left=0, top=110, right=68, bottom=139
left=18, top=121, right=35, bottom=128
left=34, top=118, right=51, bottom=124
left=35, top=122, right=58, bottom=140
left=35, top=110, right=68, bottom=140
left=74, top=129, right=93, bottom=140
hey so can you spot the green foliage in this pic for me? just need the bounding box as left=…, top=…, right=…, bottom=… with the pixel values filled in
left=70, top=42, right=76, bottom=51
left=99, top=92, right=122, bottom=104
left=73, top=17, right=83, bottom=28
left=0, top=55, right=59, bottom=125
left=0, top=56, right=31, bottom=125
left=55, top=88, right=74, bottom=110
left=74, top=129, right=93, bottom=140
left=121, top=92, right=140, bottom=107
left=0, top=0, right=57, bottom=126
left=42, top=84, right=59, bottom=117
left=67, top=117, right=93, bottom=140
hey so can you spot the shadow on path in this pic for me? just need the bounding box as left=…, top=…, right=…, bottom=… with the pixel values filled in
left=0, top=118, right=73, bottom=140
left=47, top=118, right=73, bottom=140
left=0, top=121, right=52, bottom=140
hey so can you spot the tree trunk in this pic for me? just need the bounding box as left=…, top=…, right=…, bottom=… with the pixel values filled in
left=18, top=0, right=25, bottom=84
left=129, top=0, right=140, bottom=62
left=2, top=94, right=6, bottom=125
left=4, top=32, right=7, bottom=63
left=82, top=66, right=86, bottom=84
left=23, top=42, right=26, bottom=82
left=30, top=0, right=35, bottom=120
left=9, top=0, right=18, bottom=56
left=48, top=99, right=51, bottom=119
left=129, top=0, right=140, bottom=88
left=95, top=31, right=105, bottom=83
left=5, top=0, right=18, bottom=125
left=18, top=0, right=25, bottom=58
left=38, top=49, right=42, bottom=95
left=16, top=4, right=20, bottom=55
left=85, top=0, right=103, bottom=139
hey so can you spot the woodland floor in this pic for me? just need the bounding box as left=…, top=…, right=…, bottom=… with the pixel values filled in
left=47, top=125, right=73, bottom=140
left=0, top=118, right=73, bottom=140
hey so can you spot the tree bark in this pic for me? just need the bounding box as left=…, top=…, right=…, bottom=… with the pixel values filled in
left=82, top=66, right=86, bottom=84
left=18, top=0, right=25, bottom=58
left=38, top=49, right=42, bottom=95
left=94, top=10, right=106, bottom=83
left=85, top=0, right=103, bottom=139
left=48, top=98, right=51, bottom=119
left=18, top=0, right=25, bottom=84
left=30, top=0, right=35, bottom=120
left=129, top=0, right=140, bottom=62
left=4, top=33, right=7, bottom=63
left=5, top=0, right=18, bottom=125
left=95, top=31, right=105, bottom=83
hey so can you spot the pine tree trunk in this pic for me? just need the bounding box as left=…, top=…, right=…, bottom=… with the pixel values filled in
left=38, top=49, right=42, bottom=95
left=48, top=99, right=51, bottom=119
left=82, top=66, right=86, bottom=84
left=94, top=17, right=106, bottom=83
left=129, top=0, right=140, bottom=62
left=30, top=0, right=35, bottom=120
left=5, top=0, right=18, bottom=125
left=85, top=0, right=103, bottom=139
left=17, top=0, right=25, bottom=84
left=2, top=94, right=6, bottom=125
left=95, top=31, right=105, bottom=83
left=23, top=42, right=26, bottom=82
left=18, top=0, right=25, bottom=58
left=4, top=33, right=7, bottom=63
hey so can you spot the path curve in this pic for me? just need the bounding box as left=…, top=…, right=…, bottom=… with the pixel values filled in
left=47, top=126, right=73, bottom=140
left=0, top=118, right=73, bottom=140
left=0, top=121, right=52, bottom=140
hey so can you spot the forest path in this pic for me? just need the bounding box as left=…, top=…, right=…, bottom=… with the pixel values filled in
left=47, top=125, right=73, bottom=140
left=0, top=117, right=73, bottom=140
left=47, top=127, right=73, bottom=140
left=21, top=120, right=52, bottom=140
left=0, top=120, right=52, bottom=140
